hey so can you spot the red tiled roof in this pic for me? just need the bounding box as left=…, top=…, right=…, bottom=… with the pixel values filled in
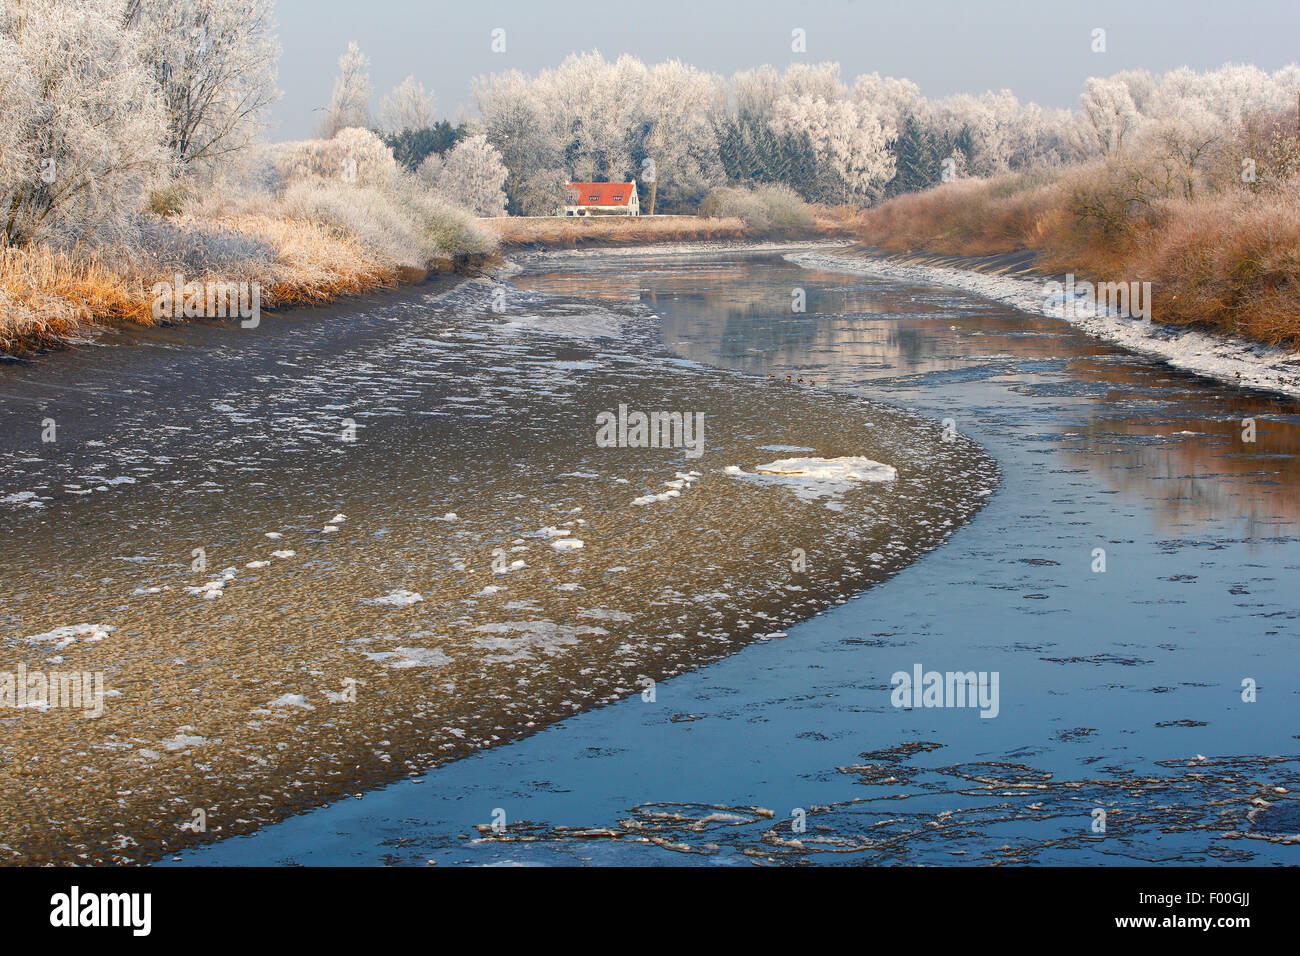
left=565, top=182, right=635, bottom=206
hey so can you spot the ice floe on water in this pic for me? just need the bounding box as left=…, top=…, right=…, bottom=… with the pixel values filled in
left=268, top=693, right=314, bottom=710
left=363, top=646, right=452, bottom=669
left=363, top=589, right=424, bottom=607
left=630, top=470, right=700, bottom=506
left=22, top=623, right=114, bottom=648
left=1, top=491, right=45, bottom=510
left=725, top=456, right=897, bottom=506
left=471, top=620, right=608, bottom=663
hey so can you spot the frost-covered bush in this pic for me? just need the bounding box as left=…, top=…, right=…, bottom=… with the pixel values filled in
left=268, top=127, right=498, bottom=266
left=128, top=216, right=276, bottom=277
left=434, top=134, right=508, bottom=217
left=279, top=179, right=427, bottom=267
left=269, top=127, right=402, bottom=191
left=415, top=152, right=444, bottom=187
left=698, top=184, right=814, bottom=230
left=405, top=190, right=499, bottom=257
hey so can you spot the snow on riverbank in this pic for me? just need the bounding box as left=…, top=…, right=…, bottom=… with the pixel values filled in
left=787, top=251, right=1300, bottom=400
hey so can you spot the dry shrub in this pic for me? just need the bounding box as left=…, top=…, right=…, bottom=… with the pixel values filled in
left=1130, top=189, right=1300, bottom=345
left=698, top=185, right=815, bottom=230
left=857, top=163, right=1300, bottom=347
left=0, top=214, right=399, bottom=352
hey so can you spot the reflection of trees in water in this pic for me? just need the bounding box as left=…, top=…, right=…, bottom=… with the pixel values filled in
left=1068, top=361, right=1300, bottom=532
left=524, top=257, right=1300, bottom=535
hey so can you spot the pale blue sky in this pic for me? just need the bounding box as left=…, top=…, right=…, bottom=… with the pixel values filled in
left=269, top=0, right=1300, bottom=140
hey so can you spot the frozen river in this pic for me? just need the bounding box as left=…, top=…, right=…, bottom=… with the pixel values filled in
left=172, top=247, right=1300, bottom=865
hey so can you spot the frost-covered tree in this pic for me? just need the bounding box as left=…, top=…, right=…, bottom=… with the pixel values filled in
left=1, top=0, right=168, bottom=245
left=123, top=0, right=280, bottom=171
left=768, top=64, right=895, bottom=203
left=474, top=68, right=559, bottom=214
left=321, top=42, right=371, bottom=137
left=852, top=73, right=921, bottom=134
left=436, top=134, right=508, bottom=217
left=1080, top=76, right=1142, bottom=155
left=638, top=60, right=727, bottom=211
left=380, top=75, right=437, bottom=134
left=535, top=52, right=646, bottom=182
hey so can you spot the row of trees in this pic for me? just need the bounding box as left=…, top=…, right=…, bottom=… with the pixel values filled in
left=7, top=0, right=1296, bottom=246
left=464, top=55, right=1300, bottom=215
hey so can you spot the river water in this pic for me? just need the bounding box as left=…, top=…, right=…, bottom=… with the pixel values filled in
left=155, top=246, right=1299, bottom=866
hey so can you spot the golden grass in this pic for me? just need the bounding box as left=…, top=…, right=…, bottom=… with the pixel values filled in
left=492, top=214, right=750, bottom=248
left=856, top=169, right=1300, bottom=348
left=0, top=216, right=399, bottom=354
left=491, top=209, right=865, bottom=249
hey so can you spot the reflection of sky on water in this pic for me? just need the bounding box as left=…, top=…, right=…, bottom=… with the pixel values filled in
left=176, top=250, right=1300, bottom=866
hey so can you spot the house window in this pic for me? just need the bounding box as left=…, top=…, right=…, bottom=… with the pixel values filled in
left=588, top=192, right=600, bottom=202
left=612, top=192, right=623, bottom=202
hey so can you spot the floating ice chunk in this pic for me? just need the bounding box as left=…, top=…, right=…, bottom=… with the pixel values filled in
left=270, top=549, right=296, bottom=559
left=631, top=487, right=682, bottom=506
left=23, top=623, right=114, bottom=648
left=364, top=646, right=451, bottom=669
left=264, top=532, right=283, bottom=539
left=755, top=457, right=897, bottom=482
left=269, top=693, right=315, bottom=710
left=245, top=560, right=270, bottom=569
left=579, top=608, right=632, bottom=621
left=161, top=733, right=207, bottom=751
left=330, top=514, right=347, bottom=523
left=550, top=538, right=584, bottom=552
left=438, top=512, right=459, bottom=521
left=323, top=525, right=338, bottom=533
left=726, top=456, right=896, bottom=507
left=364, top=589, right=424, bottom=607
left=184, top=579, right=227, bottom=598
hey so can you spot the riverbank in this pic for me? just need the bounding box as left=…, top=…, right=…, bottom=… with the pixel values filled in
left=789, top=248, right=1300, bottom=400
left=492, top=209, right=864, bottom=251
left=0, top=262, right=996, bottom=864
left=0, top=223, right=859, bottom=358
left=855, top=171, right=1300, bottom=350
